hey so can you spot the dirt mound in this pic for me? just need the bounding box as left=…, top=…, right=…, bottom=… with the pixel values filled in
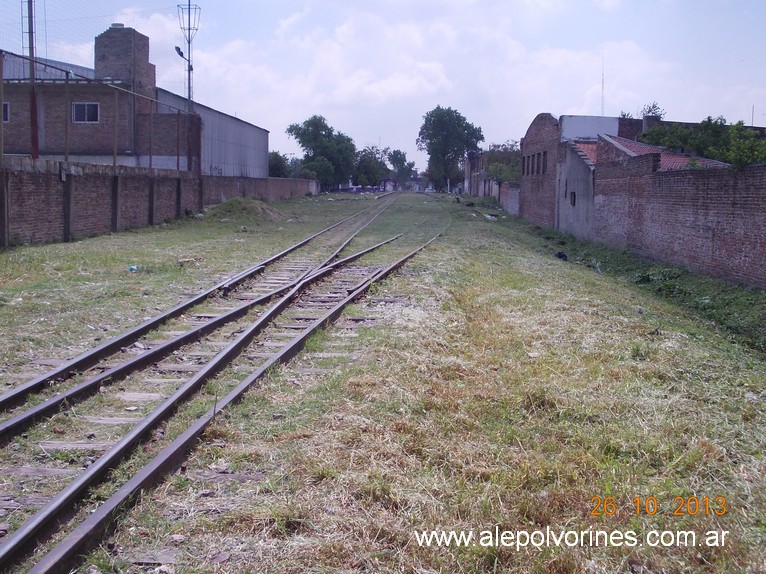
left=206, top=198, right=291, bottom=222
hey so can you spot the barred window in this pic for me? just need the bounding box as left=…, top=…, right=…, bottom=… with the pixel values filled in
left=72, top=102, right=99, bottom=123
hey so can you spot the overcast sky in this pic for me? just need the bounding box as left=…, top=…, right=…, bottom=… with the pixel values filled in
left=2, top=0, right=765, bottom=170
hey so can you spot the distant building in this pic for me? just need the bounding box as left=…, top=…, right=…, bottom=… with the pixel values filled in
left=2, top=24, right=268, bottom=178
left=464, top=148, right=520, bottom=214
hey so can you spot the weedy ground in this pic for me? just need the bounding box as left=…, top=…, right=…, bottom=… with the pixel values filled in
left=1, top=193, right=764, bottom=574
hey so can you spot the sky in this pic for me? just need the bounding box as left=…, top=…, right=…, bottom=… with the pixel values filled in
left=2, top=0, right=765, bottom=171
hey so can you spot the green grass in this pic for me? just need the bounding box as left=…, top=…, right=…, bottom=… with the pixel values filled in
left=2, top=193, right=764, bottom=573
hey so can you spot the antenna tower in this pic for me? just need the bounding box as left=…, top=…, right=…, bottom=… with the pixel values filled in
left=177, top=2, right=201, bottom=110
left=601, top=51, right=605, bottom=116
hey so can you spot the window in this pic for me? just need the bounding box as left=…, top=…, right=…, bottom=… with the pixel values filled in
left=536, top=152, right=541, bottom=175
left=522, top=155, right=526, bottom=176
left=570, top=191, right=577, bottom=207
left=2, top=102, right=8, bottom=123
left=542, top=151, right=547, bottom=174
left=72, top=102, right=99, bottom=123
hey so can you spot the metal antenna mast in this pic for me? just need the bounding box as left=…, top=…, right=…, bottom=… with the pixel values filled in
left=23, top=0, right=39, bottom=157
left=176, top=2, right=200, bottom=112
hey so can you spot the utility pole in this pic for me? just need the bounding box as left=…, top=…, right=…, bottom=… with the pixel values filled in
left=27, top=0, right=39, bottom=158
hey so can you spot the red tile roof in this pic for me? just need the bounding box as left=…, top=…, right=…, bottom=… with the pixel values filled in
left=573, top=142, right=598, bottom=164
left=607, top=135, right=728, bottom=171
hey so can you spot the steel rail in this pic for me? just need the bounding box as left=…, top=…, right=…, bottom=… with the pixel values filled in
left=0, top=234, right=401, bottom=442
left=25, top=233, right=437, bottom=574
left=0, top=234, right=403, bottom=570
left=0, top=199, right=394, bottom=412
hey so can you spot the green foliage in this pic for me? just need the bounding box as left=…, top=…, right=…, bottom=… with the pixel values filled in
left=268, top=151, right=291, bottom=178
left=484, top=140, right=520, bottom=185
left=485, top=162, right=516, bottom=186
left=388, top=149, right=416, bottom=188
left=286, top=115, right=357, bottom=189
left=354, top=146, right=390, bottom=187
left=417, top=105, right=484, bottom=190
left=641, top=116, right=766, bottom=169
left=725, top=120, right=766, bottom=170
left=640, top=101, right=665, bottom=118
left=301, top=156, right=335, bottom=188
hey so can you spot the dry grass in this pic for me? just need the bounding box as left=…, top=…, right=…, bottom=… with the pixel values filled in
left=2, top=194, right=764, bottom=573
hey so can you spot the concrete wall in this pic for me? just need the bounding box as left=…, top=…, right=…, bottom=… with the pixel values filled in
left=556, top=143, right=596, bottom=241
left=498, top=186, right=520, bottom=215
left=0, top=157, right=317, bottom=247
left=560, top=115, right=619, bottom=141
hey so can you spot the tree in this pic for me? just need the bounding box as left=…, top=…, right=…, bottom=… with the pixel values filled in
left=388, top=149, right=416, bottom=189
left=483, top=140, right=520, bottom=194
left=725, top=121, right=766, bottom=170
left=485, top=162, right=517, bottom=190
left=301, top=156, right=335, bottom=188
left=286, top=115, right=357, bottom=190
left=417, top=106, right=484, bottom=190
left=641, top=115, right=766, bottom=169
left=640, top=101, right=665, bottom=118
left=268, top=151, right=291, bottom=178
left=354, top=146, right=389, bottom=187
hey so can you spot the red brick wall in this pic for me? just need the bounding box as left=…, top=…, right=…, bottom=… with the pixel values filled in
left=72, top=172, right=112, bottom=237
left=520, top=113, right=559, bottom=228
left=2, top=158, right=316, bottom=246
left=4, top=83, right=134, bottom=155
left=201, top=176, right=317, bottom=205
left=6, top=160, right=65, bottom=244
left=595, top=158, right=766, bottom=289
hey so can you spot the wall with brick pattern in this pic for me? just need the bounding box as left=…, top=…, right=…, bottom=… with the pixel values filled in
left=594, top=156, right=766, bottom=289
left=520, top=113, right=559, bottom=228
left=1, top=158, right=317, bottom=247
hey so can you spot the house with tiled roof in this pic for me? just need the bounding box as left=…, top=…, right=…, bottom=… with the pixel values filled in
left=520, top=113, right=730, bottom=241
left=520, top=113, right=646, bottom=231
left=598, top=134, right=729, bottom=171
left=517, top=112, right=766, bottom=288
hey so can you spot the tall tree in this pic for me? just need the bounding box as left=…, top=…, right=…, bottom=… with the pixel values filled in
left=301, top=156, right=335, bottom=188
left=286, top=115, right=357, bottom=190
left=388, top=149, right=416, bottom=189
left=417, top=106, right=484, bottom=190
left=354, top=146, right=389, bottom=187
left=268, top=151, right=291, bottom=178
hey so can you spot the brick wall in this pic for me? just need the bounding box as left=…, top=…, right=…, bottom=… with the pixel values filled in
left=72, top=171, right=112, bottom=237
left=520, top=113, right=559, bottom=228
left=595, top=157, right=766, bottom=289
left=1, top=158, right=317, bottom=247
left=201, top=175, right=317, bottom=205
left=4, top=82, right=134, bottom=155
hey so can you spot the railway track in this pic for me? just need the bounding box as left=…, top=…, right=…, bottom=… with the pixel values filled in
left=0, top=194, right=439, bottom=573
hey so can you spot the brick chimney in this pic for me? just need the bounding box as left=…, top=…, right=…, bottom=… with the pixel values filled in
left=94, top=24, right=156, bottom=111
